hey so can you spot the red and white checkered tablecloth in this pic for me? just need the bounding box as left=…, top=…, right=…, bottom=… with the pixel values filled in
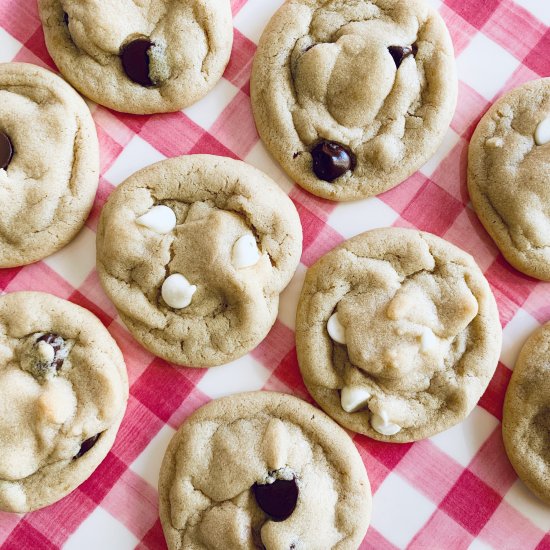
left=1, top=0, right=549, bottom=548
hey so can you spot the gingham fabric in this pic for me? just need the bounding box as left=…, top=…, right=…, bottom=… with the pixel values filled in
left=0, top=0, right=549, bottom=548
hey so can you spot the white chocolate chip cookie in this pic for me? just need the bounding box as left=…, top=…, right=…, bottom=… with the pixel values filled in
left=159, top=391, right=371, bottom=549
left=503, top=322, right=550, bottom=505
left=96, top=155, right=303, bottom=368
left=0, top=63, right=99, bottom=268
left=296, top=228, right=502, bottom=442
left=0, top=292, right=128, bottom=513
left=38, top=0, right=233, bottom=114
left=468, top=78, right=550, bottom=280
left=251, top=0, right=457, bottom=201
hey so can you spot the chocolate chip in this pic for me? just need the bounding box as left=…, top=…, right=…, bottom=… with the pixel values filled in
left=36, top=333, right=67, bottom=372
left=253, top=477, right=299, bottom=522
left=120, top=38, right=154, bottom=87
left=0, top=131, right=13, bottom=170
left=388, top=45, right=418, bottom=68
left=311, top=141, right=355, bottom=182
left=74, top=434, right=100, bottom=459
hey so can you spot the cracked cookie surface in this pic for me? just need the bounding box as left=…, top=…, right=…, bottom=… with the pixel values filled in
left=0, top=62, right=99, bottom=268
left=503, top=322, right=550, bottom=505
left=96, top=155, right=303, bottom=367
left=38, top=0, right=233, bottom=114
left=250, top=0, right=457, bottom=201
left=159, top=391, right=371, bottom=550
left=296, top=228, right=502, bottom=442
left=0, top=292, right=128, bottom=513
left=468, top=78, right=550, bottom=280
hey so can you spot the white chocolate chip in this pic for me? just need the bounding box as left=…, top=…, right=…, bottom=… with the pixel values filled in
left=37, top=379, right=77, bottom=425
left=136, top=205, right=177, bottom=234
left=535, top=116, right=550, bottom=146
left=37, top=340, right=55, bottom=363
left=371, top=410, right=402, bottom=436
left=162, top=274, right=197, bottom=309
left=231, top=234, right=260, bottom=269
left=420, top=327, right=438, bottom=352
left=341, top=386, right=371, bottom=413
left=486, top=137, right=503, bottom=148
left=327, top=312, right=346, bottom=344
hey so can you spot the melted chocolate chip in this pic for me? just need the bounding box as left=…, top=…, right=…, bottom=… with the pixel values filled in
left=388, top=44, right=418, bottom=68
left=74, top=434, right=100, bottom=459
left=36, top=333, right=66, bottom=372
left=0, top=131, right=13, bottom=170
left=253, top=477, right=299, bottom=522
left=120, top=38, right=154, bottom=87
left=311, top=141, right=355, bottom=182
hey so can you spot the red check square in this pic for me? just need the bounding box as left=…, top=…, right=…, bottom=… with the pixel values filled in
left=440, top=470, right=502, bottom=535
left=445, top=0, right=500, bottom=29
left=400, top=180, right=463, bottom=235
left=2, top=521, right=56, bottom=550
left=523, top=28, right=550, bottom=77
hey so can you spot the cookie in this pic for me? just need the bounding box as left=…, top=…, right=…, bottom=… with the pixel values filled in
left=296, top=228, right=502, bottom=442
left=96, top=155, right=302, bottom=367
left=38, top=0, right=233, bottom=115
left=0, top=62, right=99, bottom=268
left=251, top=0, right=457, bottom=201
left=468, top=78, right=550, bottom=280
left=0, top=292, right=128, bottom=513
left=503, top=322, right=550, bottom=504
left=159, top=391, right=371, bottom=549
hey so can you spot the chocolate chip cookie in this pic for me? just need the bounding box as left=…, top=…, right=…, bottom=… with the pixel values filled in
left=468, top=78, right=550, bottom=280
left=503, top=322, right=550, bottom=504
left=96, top=155, right=303, bottom=368
left=0, top=62, right=99, bottom=268
left=159, top=391, right=371, bottom=549
left=0, top=292, right=128, bottom=513
left=251, top=0, right=457, bottom=201
left=38, top=0, right=233, bottom=114
left=296, top=228, right=502, bottom=442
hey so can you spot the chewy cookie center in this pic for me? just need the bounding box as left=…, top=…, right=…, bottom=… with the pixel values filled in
left=328, top=265, right=479, bottom=435
left=295, top=33, right=401, bottom=129
left=134, top=202, right=264, bottom=312
left=291, top=17, right=421, bottom=183
left=0, top=319, right=122, bottom=487
left=0, top=332, right=76, bottom=481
